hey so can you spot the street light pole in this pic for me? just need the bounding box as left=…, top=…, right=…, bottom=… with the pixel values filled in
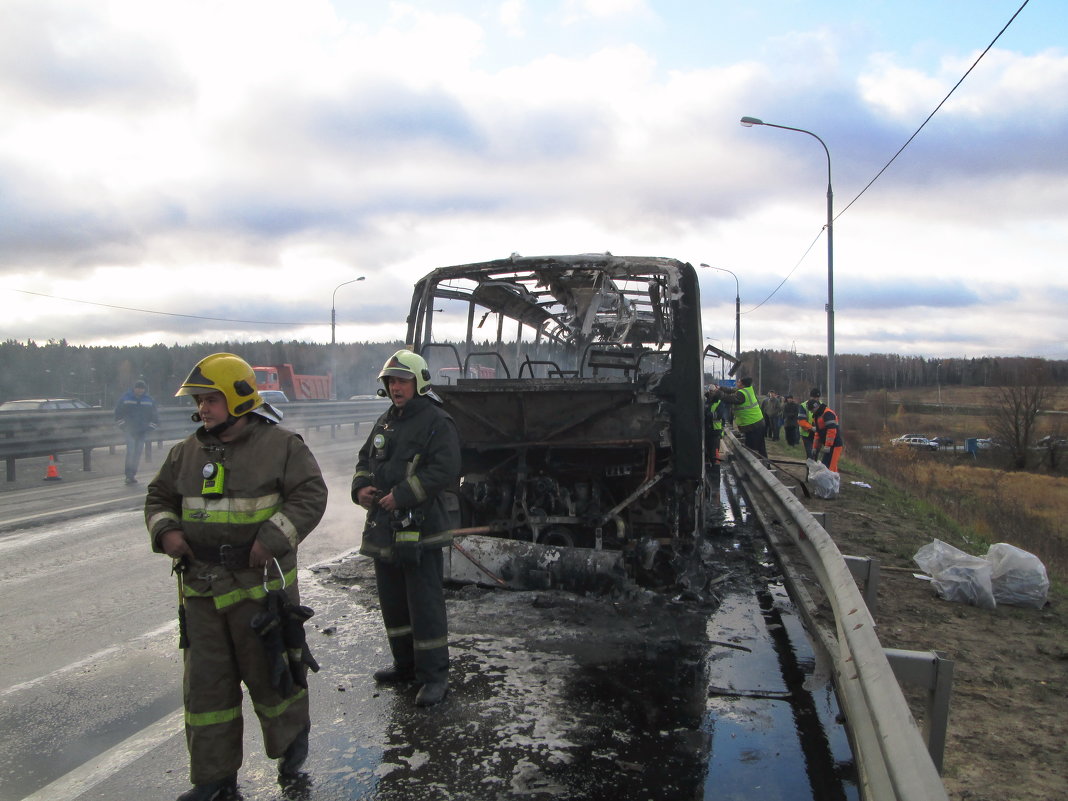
left=330, top=276, right=365, bottom=399
left=740, top=116, right=835, bottom=412
left=699, top=264, right=740, bottom=361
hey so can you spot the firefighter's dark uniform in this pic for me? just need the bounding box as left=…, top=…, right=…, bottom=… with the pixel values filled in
left=351, top=393, right=461, bottom=686
left=145, top=416, right=327, bottom=786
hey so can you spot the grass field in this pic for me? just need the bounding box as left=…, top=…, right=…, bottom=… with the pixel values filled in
left=837, top=385, right=1067, bottom=584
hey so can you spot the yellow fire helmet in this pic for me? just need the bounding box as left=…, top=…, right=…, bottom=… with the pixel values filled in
left=176, top=352, right=281, bottom=423
left=378, top=349, right=433, bottom=396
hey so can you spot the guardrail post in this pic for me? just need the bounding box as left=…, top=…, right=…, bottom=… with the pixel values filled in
left=82, top=448, right=93, bottom=472
left=883, top=648, right=955, bottom=774
left=843, top=555, right=880, bottom=615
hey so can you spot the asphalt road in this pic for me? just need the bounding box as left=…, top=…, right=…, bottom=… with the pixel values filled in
left=0, top=431, right=860, bottom=801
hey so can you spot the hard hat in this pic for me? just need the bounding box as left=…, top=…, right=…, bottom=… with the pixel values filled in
left=176, top=353, right=264, bottom=418
left=378, top=349, right=432, bottom=395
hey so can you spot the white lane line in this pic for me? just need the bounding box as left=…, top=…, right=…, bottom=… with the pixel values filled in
left=21, top=708, right=184, bottom=801
left=0, top=501, right=141, bottom=539
left=1, top=620, right=177, bottom=698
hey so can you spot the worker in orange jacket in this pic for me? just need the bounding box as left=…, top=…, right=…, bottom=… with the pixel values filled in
left=811, top=399, right=844, bottom=472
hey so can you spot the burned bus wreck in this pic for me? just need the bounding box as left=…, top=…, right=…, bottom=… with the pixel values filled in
left=405, top=253, right=713, bottom=589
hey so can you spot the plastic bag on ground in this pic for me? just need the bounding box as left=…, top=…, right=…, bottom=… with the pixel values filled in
left=986, top=542, right=1049, bottom=609
left=913, top=539, right=996, bottom=610
left=806, top=458, right=840, bottom=499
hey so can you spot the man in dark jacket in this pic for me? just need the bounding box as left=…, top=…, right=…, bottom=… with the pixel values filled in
left=352, top=349, right=462, bottom=707
left=782, top=394, right=801, bottom=447
left=114, top=379, right=159, bottom=484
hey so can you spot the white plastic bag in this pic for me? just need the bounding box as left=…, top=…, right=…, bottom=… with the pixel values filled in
left=913, top=539, right=996, bottom=610
left=986, top=543, right=1049, bottom=609
left=806, top=459, right=840, bottom=499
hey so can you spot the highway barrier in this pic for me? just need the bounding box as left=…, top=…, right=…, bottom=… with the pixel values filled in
left=723, top=430, right=951, bottom=801
left=0, top=400, right=387, bottom=482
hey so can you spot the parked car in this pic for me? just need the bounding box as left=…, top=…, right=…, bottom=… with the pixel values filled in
left=974, top=438, right=999, bottom=450
left=1034, top=436, right=1067, bottom=449
left=891, top=435, right=938, bottom=451
left=259, top=390, right=290, bottom=405
left=0, top=397, right=93, bottom=412
left=930, top=436, right=955, bottom=448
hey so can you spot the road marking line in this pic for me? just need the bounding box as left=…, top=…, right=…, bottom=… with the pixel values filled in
left=21, top=708, right=184, bottom=801
left=1, top=620, right=177, bottom=698
left=0, top=501, right=141, bottom=536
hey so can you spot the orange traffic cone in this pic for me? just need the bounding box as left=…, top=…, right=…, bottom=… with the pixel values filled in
left=43, top=454, right=62, bottom=481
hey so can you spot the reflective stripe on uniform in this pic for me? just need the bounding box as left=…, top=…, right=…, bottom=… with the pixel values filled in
left=182, top=567, right=298, bottom=610
left=419, top=530, right=454, bottom=547
left=386, top=624, right=413, bottom=639
left=405, top=454, right=422, bottom=478
left=252, top=688, right=308, bottom=720
left=406, top=474, right=427, bottom=503
left=394, top=530, right=420, bottom=543
left=148, top=510, right=180, bottom=531
left=268, top=511, right=299, bottom=549
left=414, top=635, right=448, bottom=651
left=186, top=704, right=242, bottom=728
left=182, top=493, right=281, bottom=526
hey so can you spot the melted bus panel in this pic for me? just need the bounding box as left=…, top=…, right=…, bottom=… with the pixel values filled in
left=405, top=253, right=711, bottom=587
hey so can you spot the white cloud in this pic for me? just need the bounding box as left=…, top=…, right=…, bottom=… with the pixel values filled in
left=499, top=0, right=526, bottom=37
left=560, top=0, right=653, bottom=24
left=859, top=46, right=1068, bottom=120
left=0, top=1, right=1065, bottom=360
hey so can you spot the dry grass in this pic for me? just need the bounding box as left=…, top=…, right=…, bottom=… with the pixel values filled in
left=857, top=448, right=1067, bottom=581
left=843, top=389, right=1068, bottom=584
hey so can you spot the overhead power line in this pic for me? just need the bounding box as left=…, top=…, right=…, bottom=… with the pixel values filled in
left=748, top=0, right=1031, bottom=310
left=8, top=288, right=322, bottom=328
left=836, top=0, right=1032, bottom=218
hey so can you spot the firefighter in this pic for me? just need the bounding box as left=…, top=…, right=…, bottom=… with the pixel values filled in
left=352, top=349, right=461, bottom=707
left=145, top=353, right=328, bottom=801
left=811, top=396, right=845, bottom=472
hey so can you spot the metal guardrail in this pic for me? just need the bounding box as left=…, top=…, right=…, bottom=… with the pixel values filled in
left=0, top=400, right=388, bottom=481
left=722, top=430, right=950, bottom=801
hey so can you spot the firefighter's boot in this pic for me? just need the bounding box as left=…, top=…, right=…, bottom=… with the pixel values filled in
left=176, top=773, right=238, bottom=801
left=415, top=680, right=449, bottom=707
left=373, top=664, right=416, bottom=683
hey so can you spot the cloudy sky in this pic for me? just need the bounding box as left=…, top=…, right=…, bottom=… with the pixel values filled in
left=1, top=0, right=1065, bottom=359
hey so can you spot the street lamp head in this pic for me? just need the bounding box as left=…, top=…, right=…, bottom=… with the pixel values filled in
left=740, top=116, right=764, bottom=127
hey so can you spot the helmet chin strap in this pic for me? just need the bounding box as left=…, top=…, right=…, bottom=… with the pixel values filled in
left=191, top=411, right=238, bottom=437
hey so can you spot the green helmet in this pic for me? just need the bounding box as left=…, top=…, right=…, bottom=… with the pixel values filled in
left=378, top=349, right=432, bottom=395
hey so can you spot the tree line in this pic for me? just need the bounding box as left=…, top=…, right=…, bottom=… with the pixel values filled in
left=2, top=339, right=1067, bottom=409
left=733, top=349, right=1068, bottom=399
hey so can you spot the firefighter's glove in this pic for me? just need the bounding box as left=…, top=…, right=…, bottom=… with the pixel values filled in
left=279, top=594, right=319, bottom=689
left=251, top=591, right=294, bottom=697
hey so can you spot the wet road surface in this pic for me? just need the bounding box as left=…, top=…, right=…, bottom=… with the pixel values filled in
left=2, top=436, right=859, bottom=800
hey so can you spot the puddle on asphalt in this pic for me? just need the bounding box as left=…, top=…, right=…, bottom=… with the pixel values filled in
left=223, top=507, right=860, bottom=800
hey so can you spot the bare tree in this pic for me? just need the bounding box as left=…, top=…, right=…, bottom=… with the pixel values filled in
left=987, top=365, right=1050, bottom=470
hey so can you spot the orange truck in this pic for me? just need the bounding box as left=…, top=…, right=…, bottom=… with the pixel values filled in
left=252, top=364, right=333, bottom=400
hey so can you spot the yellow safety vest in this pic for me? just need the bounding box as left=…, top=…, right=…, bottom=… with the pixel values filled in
left=735, top=386, right=763, bottom=426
